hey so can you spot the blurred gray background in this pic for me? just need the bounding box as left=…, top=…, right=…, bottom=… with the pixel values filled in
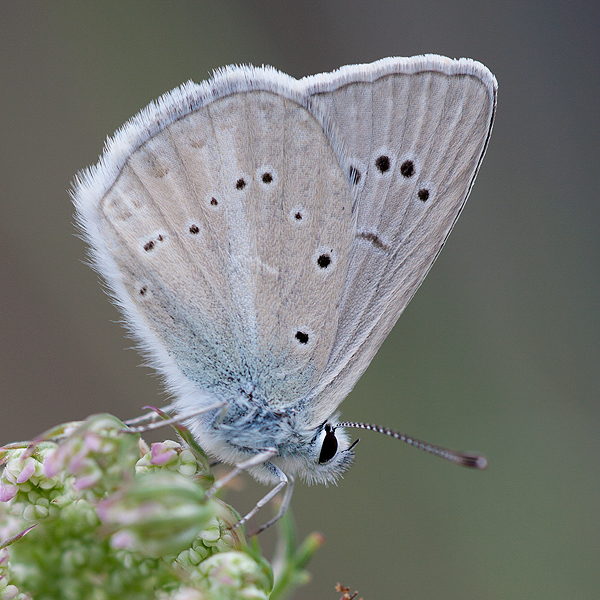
left=1, top=2, right=598, bottom=599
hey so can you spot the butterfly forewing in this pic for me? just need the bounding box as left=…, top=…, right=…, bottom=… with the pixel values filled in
left=302, top=58, right=496, bottom=422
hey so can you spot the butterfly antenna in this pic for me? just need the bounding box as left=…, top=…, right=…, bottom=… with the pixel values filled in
left=337, top=422, right=488, bottom=470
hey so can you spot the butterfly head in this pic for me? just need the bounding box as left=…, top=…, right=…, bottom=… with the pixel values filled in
left=279, top=420, right=358, bottom=486
left=241, top=415, right=358, bottom=486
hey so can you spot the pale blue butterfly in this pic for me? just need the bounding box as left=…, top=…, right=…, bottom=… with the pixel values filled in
left=73, top=55, right=496, bottom=532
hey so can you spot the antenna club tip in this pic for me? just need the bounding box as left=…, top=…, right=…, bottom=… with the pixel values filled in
left=476, top=455, right=489, bottom=470
left=464, top=454, right=488, bottom=470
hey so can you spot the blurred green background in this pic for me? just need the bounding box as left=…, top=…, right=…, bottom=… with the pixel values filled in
left=1, top=2, right=598, bottom=599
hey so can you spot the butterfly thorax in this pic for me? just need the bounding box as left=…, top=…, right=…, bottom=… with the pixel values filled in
left=182, top=395, right=354, bottom=485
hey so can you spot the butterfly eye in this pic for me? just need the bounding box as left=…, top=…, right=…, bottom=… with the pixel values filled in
left=318, top=425, right=338, bottom=463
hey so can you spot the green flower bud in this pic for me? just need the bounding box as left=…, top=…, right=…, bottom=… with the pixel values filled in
left=97, top=471, right=214, bottom=558
left=136, top=441, right=209, bottom=483
left=199, top=551, right=271, bottom=600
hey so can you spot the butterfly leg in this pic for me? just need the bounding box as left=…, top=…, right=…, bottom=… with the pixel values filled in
left=124, top=404, right=176, bottom=426
left=207, top=449, right=277, bottom=498
left=250, top=472, right=295, bottom=536
left=235, top=462, right=291, bottom=533
left=123, top=401, right=226, bottom=433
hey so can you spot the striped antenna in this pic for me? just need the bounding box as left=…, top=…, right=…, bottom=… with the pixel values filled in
left=337, top=422, right=488, bottom=470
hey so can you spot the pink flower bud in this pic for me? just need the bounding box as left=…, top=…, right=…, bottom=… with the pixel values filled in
left=0, top=480, right=18, bottom=502
left=150, top=443, right=178, bottom=466
left=16, top=458, right=36, bottom=484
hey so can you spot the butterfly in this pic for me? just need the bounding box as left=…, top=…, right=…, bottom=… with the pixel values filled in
left=73, top=55, right=496, bottom=532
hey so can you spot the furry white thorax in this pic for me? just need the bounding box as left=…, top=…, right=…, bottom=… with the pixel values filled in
left=177, top=391, right=354, bottom=486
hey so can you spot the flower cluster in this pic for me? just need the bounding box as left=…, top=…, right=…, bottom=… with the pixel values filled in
left=0, top=413, right=319, bottom=599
